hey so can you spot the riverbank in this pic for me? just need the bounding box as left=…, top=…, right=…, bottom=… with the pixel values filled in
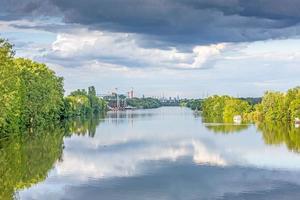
left=195, top=87, right=300, bottom=124
left=0, top=39, right=107, bottom=136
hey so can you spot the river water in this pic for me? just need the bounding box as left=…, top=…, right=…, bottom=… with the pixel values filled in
left=3, top=107, right=300, bottom=199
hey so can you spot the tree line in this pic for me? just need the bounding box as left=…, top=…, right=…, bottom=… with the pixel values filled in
left=126, top=97, right=161, bottom=109
left=180, top=99, right=203, bottom=111
left=0, top=39, right=107, bottom=136
left=200, top=87, right=300, bottom=123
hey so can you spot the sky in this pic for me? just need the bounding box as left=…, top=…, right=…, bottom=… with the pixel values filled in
left=1, top=0, right=300, bottom=98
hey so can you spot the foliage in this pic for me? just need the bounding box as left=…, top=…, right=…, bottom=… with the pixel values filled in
left=0, top=39, right=21, bottom=134
left=0, top=40, right=64, bottom=135
left=126, top=97, right=161, bottom=109
left=63, top=87, right=107, bottom=117
left=259, top=91, right=287, bottom=121
left=180, top=99, right=202, bottom=111
left=202, top=95, right=251, bottom=122
left=201, top=87, right=300, bottom=123
left=0, top=39, right=107, bottom=135
left=239, top=97, right=262, bottom=105
left=223, top=99, right=252, bottom=122
left=16, top=58, right=65, bottom=128
left=249, top=87, right=300, bottom=122
left=202, top=95, right=231, bottom=120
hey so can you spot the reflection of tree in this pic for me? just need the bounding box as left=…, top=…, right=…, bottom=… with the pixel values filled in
left=257, top=122, right=300, bottom=153
left=0, top=115, right=105, bottom=199
left=64, top=113, right=105, bottom=137
left=205, top=124, right=250, bottom=134
left=203, top=117, right=250, bottom=134
left=202, top=116, right=224, bottom=123
left=0, top=128, right=64, bottom=199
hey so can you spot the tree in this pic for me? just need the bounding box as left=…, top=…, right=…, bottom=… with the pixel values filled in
left=259, top=91, right=288, bottom=121
left=0, top=39, right=64, bottom=133
left=0, top=39, right=21, bottom=134
left=64, top=86, right=107, bottom=117
left=202, top=95, right=231, bottom=121
left=15, top=58, right=64, bottom=128
left=223, top=99, right=251, bottom=122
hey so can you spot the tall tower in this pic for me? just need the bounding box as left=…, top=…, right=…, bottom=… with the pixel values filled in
left=115, top=88, right=119, bottom=109
left=130, top=88, right=134, bottom=98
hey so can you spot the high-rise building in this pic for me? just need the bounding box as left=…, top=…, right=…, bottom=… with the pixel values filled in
left=127, top=88, right=134, bottom=99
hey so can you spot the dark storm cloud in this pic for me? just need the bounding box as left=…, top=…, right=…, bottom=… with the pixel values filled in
left=0, top=0, right=57, bottom=19
left=2, top=0, right=300, bottom=45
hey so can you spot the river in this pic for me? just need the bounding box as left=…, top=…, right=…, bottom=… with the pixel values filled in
left=2, top=107, right=300, bottom=199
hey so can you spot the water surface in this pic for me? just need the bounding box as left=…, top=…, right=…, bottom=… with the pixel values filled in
left=2, top=107, right=300, bottom=199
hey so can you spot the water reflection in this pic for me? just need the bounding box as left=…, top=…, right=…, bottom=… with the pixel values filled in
left=3, top=107, right=300, bottom=200
left=64, top=114, right=105, bottom=137
left=257, top=122, right=300, bottom=153
left=105, top=110, right=156, bottom=127
left=0, top=128, right=64, bottom=199
left=0, top=114, right=105, bottom=199
left=204, top=123, right=250, bottom=134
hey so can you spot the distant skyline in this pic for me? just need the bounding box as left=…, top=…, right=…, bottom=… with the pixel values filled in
left=2, top=0, right=300, bottom=98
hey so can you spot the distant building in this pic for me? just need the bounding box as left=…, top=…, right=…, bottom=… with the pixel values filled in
left=128, top=89, right=134, bottom=99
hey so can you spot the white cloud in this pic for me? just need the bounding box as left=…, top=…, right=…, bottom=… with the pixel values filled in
left=4, top=21, right=300, bottom=97
left=192, top=43, right=228, bottom=69
left=46, top=28, right=230, bottom=70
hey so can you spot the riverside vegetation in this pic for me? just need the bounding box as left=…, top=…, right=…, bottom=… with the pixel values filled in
left=200, top=87, right=300, bottom=123
left=0, top=39, right=107, bottom=137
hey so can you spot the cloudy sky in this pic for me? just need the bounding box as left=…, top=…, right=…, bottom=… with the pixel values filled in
left=1, top=0, right=300, bottom=97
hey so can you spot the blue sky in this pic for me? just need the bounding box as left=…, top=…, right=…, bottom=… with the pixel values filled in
left=1, top=0, right=300, bottom=98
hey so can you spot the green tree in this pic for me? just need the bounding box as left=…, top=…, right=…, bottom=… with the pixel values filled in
left=15, top=58, right=64, bottom=128
left=202, top=95, right=231, bottom=121
left=223, top=99, right=251, bottom=122
left=259, top=91, right=288, bottom=122
left=0, top=39, right=21, bottom=134
left=0, top=39, right=65, bottom=133
left=64, top=86, right=107, bottom=117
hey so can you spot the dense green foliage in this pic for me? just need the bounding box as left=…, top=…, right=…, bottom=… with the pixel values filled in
left=239, top=97, right=262, bottom=105
left=202, top=95, right=252, bottom=122
left=126, top=97, right=161, bottom=109
left=63, top=86, right=107, bottom=117
left=0, top=39, right=64, bottom=135
left=201, top=87, right=300, bottom=123
left=180, top=99, right=202, bottom=111
left=0, top=39, right=107, bottom=135
left=254, top=87, right=300, bottom=122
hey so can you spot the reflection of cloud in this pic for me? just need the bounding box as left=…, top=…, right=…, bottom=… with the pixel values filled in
left=56, top=141, right=190, bottom=180
left=56, top=137, right=227, bottom=181
left=17, top=107, right=300, bottom=200
left=192, top=141, right=227, bottom=166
